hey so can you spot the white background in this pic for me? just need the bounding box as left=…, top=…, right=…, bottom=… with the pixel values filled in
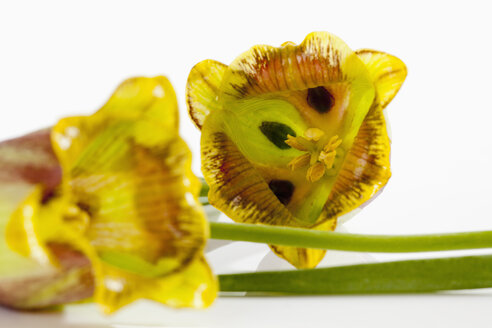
left=1, top=0, right=492, bottom=327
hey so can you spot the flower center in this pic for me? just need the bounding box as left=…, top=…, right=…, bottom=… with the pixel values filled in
left=285, top=128, right=342, bottom=182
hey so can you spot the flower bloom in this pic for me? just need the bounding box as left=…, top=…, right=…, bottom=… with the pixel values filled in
left=187, top=32, right=407, bottom=268
left=0, top=77, right=217, bottom=313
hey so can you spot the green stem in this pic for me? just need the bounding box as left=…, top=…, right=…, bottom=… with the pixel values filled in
left=199, top=178, right=209, bottom=198
left=218, top=254, right=492, bottom=293
left=210, top=222, right=492, bottom=253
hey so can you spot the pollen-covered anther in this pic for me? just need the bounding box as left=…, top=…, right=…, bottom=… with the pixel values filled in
left=304, top=128, right=325, bottom=141
left=319, top=135, right=342, bottom=169
left=307, top=162, right=326, bottom=182
left=325, top=135, right=343, bottom=150
left=319, top=150, right=336, bottom=169
left=285, top=134, right=309, bottom=151
left=288, top=153, right=311, bottom=170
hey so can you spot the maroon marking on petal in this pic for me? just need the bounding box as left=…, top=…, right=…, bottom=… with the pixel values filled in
left=268, top=180, right=295, bottom=205
left=0, top=129, right=62, bottom=199
left=0, top=243, right=94, bottom=310
left=0, top=132, right=94, bottom=310
left=307, top=87, right=335, bottom=113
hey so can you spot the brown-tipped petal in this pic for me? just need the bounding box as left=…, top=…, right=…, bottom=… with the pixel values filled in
left=201, top=112, right=298, bottom=227
left=321, top=102, right=391, bottom=221
left=0, top=243, right=93, bottom=310
left=356, top=49, right=407, bottom=109
left=0, top=129, right=61, bottom=199
left=220, top=32, right=373, bottom=101
left=186, top=60, right=228, bottom=129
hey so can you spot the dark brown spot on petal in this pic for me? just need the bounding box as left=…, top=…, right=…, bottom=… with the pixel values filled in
left=259, top=122, right=296, bottom=150
left=76, top=202, right=94, bottom=217
left=307, top=87, right=334, bottom=113
left=268, top=179, right=294, bottom=205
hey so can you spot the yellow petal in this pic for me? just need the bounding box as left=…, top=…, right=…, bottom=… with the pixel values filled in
left=186, top=60, right=228, bottom=129
left=6, top=187, right=53, bottom=264
left=281, top=41, right=296, bottom=47
left=270, top=219, right=336, bottom=268
left=322, top=102, right=391, bottom=221
left=100, top=76, right=179, bottom=133
left=51, top=76, right=180, bottom=173
left=356, top=49, right=407, bottom=109
left=95, top=256, right=216, bottom=314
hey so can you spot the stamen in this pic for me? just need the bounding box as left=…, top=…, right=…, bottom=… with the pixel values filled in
left=325, top=135, right=342, bottom=150
left=304, top=128, right=325, bottom=141
left=319, top=150, right=336, bottom=169
left=307, top=162, right=326, bottom=182
left=285, top=135, right=309, bottom=151
left=288, top=153, right=311, bottom=170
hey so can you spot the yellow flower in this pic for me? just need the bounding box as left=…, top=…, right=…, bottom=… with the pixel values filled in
left=186, top=32, right=407, bottom=268
left=2, top=77, right=217, bottom=313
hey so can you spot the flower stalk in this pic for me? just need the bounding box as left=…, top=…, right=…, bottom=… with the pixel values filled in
left=218, top=255, right=492, bottom=294
left=209, top=222, right=492, bottom=253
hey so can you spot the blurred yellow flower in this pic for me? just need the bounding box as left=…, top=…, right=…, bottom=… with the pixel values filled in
left=187, top=32, right=407, bottom=268
left=2, top=77, right=217, bottom=313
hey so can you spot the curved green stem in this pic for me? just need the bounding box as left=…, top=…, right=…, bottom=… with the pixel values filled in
left=210, top=222, right=492, bottom=253
left=202, top=179, right=492, bottom=253
left=218, top=254, right=492, bottom=293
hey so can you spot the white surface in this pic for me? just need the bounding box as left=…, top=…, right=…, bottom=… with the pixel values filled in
left=2, top=292, right=492, bottom=328
left=2, top=0, right=492, bottom=327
